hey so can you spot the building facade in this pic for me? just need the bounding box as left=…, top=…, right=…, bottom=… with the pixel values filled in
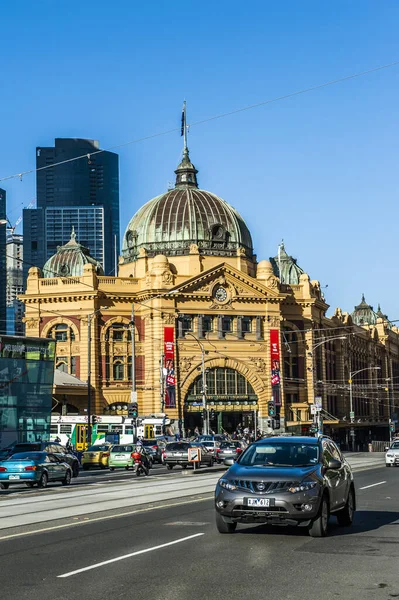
left=6, top=233, right=24, bottom=334
left=0, top=189, right=6, bottom=335
left=23, top=138, right=119, bottom=284
left=20, top=145, right=399, bottom=449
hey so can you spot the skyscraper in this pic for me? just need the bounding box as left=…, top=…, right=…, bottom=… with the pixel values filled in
left=6, top=233, right=24, bottom=335
left=23, top=138, right=119, bottom=284
left=0, top=189, right=6, bottom=334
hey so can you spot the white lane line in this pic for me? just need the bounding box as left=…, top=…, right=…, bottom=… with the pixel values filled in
left=58, top=533, right=204, bottom=578
left=359, top=481, right=386, bottom=490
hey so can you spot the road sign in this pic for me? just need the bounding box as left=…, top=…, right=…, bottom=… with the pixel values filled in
left=315, top=397, right=322, bottom=410
left=310, top=405, right=316, bottom=415
left=130, top=391, right=137, bottom=403
left=188, top=447, right=201, bottom=463
left=349, top=411, right=354, bottom=419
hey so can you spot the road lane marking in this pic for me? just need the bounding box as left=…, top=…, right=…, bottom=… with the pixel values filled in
left=58, top=533, right=204, bottom=578
left=359, top=481, right=386, bottom=490
left=0, top=495, right=213, bottom=541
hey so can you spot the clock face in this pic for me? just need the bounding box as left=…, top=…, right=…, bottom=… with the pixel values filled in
left=214, top=286, right=228, bottom=302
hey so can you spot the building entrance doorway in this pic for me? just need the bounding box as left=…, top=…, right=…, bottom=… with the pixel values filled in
left=184, top=367, right=258, bottom=435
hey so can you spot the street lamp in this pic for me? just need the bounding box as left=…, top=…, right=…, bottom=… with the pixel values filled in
left=348, top=366, right=381, bottom=451
left=86, top=306, right=108, bottom=447
left=184, top=332, right=208, bottom=435
left=309, top=336, right=347, bottom=435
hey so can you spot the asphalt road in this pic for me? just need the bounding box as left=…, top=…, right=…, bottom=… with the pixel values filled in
left=1, top=466, right=398, bottom=600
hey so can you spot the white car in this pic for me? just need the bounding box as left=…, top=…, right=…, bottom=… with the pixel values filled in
left=385, top=440, right=399, bottom=467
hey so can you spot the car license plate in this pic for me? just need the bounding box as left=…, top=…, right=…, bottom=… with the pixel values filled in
left=245, top=498, right=274, bottom=507
left=9, top=475, right=20, bottom=480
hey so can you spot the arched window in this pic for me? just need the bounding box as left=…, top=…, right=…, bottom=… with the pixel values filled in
left=113, top=357, right=124, bottom=381
left=49, top=323, right=75, bottom=342
left=187, top=368, right=255, bottom=397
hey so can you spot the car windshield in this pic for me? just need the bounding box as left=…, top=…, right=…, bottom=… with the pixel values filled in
left=390, top=442, right=399, bottom=449
left=88, top=445, right=108, bottom=452
left=8, top=452, right=45, bottom=461
left=166, top=443, right=189, bottom=451
left=112, top=445, right=135, bottom=453
left=238, top=442, right=319, bottom=467
left=220, top=442, right=239, bottom=449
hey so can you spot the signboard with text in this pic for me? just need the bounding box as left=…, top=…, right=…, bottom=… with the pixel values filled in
left=270, top=329, right=281, bottom=407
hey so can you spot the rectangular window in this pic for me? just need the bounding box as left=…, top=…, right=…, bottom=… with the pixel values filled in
left=181, top=315, right=193, bottom=333
left=222, top=316, right=232, bottom=333
left=113, top=329, right=124, bottom=341
left=242, top=317, right=252, bottom=334
left=203, top=315, right=213, bottom=333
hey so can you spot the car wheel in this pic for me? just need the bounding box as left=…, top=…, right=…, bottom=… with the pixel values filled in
left=62, top=470, right=72, bottom=486
left=72, top=463, right=79, bottom=478
left=125, top=466, right=130, bottom=471
left=100, top=464, right=106, bottom=470
left=25, top=482, right=34, bottom=488
left=109, top=467, right=115, bottom=472
left=336, top=486, right=355, bottom=526
left=166, top=464, right=173, bottom=470
left=82, top=465, right=90, bottom=471
left=386, top=463, right=391, bottom=467
left=182, top=464, right=187, bottom=469
left=216, top=512, right=237, bottom=534
left=0, top=482, right=9, bottom=490
left=38, top=473, right=48, bottom=489
left=309, top=495, right=329, bottom=537
left=210, top=458, right=214, bottom=467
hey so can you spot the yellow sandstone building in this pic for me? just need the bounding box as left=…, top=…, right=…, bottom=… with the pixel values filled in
left=21, top=142, right=399, bottom=449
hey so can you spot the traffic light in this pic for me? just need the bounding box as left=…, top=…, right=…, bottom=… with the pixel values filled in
left=92, top=415, right=98, bottom=425
left=128, top=402, right=138, bottom=419
left=309, top=423, right=318, bottom=434
left=210, top=409, right=216, bottom=420
left=272, top=417, right=281, bottom=430
left=268, top=400, right=275, bottom=417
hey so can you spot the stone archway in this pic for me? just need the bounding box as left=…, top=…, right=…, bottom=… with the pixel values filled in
left=180, top=357, right=268, bottom=434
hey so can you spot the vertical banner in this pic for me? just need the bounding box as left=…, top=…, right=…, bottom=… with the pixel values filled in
left=270, top=329, right=281, bottom=407
left=163, top=327, right=176, bottom=408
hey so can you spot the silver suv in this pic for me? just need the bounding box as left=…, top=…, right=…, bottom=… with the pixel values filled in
left=215, top=436, right=355, bottom=537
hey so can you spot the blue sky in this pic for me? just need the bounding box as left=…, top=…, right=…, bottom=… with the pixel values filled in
left=1, top=0, right=398, bottom=318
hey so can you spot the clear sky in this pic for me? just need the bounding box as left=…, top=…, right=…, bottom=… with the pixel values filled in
left=0, top=1, right=398, bottom=319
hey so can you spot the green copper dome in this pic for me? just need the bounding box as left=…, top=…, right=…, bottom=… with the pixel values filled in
left=122, top=148, right=253, bottom=262
left=42, top=228, right=104, bottom=278
left=351, top=294, right=378, bottom=326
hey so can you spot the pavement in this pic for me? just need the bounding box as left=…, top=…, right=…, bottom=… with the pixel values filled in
left=0, top=463, right=398, bottom=600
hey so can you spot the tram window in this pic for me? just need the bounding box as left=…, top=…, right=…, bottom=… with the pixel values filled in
left=110, top=425, right=122, bottom=432
left=97, top=425, right=109, bottom=433
left=50, top=425, right=58, bottom=434
left=125, top=427, right=133, bottom=435
left=155, top=426, right=162, bottom=435
left=60, top=425, right=72, bottom=434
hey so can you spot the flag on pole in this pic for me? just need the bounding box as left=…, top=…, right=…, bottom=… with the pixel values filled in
left=181, top=101, right=186, bottom=136
left=277, top=242, right=282, bottom=283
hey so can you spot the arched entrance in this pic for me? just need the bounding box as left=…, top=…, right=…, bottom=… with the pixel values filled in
left=184, top=367, right=259, bottom=434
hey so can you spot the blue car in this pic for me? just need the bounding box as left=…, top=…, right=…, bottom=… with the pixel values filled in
left=0, top=452, right=72, bottom=489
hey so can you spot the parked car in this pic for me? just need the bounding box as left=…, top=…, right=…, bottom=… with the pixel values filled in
left=109, top=444, right=153, bottom=470
left=163, top=442, right=214, bottom=469
left=141, top=439, right=165, bottom=464
left=218, top=441, right=246, bottom=463
left=215, top=435, right=355, bottom=537
left=199, top=440, right=221, bottom=459
left=11, top=442, right=80, bottom=477
left=0, top=452, right=72, bottom=489
left=81, top=444, right=112, bottom=470
left=385, top=440, right=399, bottom=466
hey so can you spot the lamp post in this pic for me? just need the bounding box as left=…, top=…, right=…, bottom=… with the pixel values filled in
left=184, top=332, right=208, bottom=435
left=348, top=366, right=381, bottom=451
left=87, top=306, right=108, bottom=448
left=309, top=336, right=347, bottom=435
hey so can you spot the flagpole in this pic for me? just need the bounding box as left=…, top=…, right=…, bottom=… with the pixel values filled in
left=182, top=100, right=188, bottom=152
left=278, top=241, right=282, bottom=283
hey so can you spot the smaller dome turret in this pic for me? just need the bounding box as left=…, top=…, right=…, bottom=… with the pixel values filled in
left=257, top=260, right=274, bottom=279
left=270, top=242, right=304, bottom=284
left=351, top=294, right=377, bottom=326
left=42, top=227, right=104, bottom=278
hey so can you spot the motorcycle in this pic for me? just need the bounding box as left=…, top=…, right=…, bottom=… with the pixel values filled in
left=132, top=452, right=149, bottom=477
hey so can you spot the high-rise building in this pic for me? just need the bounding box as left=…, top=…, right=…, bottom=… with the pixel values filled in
left=6, top=233, right=24, bottom=335
left=23, top=138, right=119, bottom=284
left=0, top=189, right=6, bottom=334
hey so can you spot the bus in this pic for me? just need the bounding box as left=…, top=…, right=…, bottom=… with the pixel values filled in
left=50, top=414, right=172, bottom=450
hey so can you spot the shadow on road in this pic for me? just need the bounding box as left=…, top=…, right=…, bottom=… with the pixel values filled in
left=234, top=510, right=399, bottom=537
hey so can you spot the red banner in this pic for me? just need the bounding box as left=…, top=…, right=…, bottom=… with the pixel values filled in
left=164, top=327, right=176, bottom=408
left=270, top=329, right=281, bottom=406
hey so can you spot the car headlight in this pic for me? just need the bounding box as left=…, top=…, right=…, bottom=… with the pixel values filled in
left=288, top=481, right=318, bottom=494
left=386, top=453, right=394, bottom=458
left=219, top=478, right=237, bottom=491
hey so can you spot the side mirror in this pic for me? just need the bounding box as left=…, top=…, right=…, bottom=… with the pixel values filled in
left=327, top=459, right=342, bottom=470
left=224, top=458, right=235, bottom=466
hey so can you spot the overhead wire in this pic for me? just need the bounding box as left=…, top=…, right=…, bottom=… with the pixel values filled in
left=1, top=60, right=398, bottom=184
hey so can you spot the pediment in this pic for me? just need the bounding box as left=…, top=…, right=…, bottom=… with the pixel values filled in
left=171, top=263, right=283, bottom=303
